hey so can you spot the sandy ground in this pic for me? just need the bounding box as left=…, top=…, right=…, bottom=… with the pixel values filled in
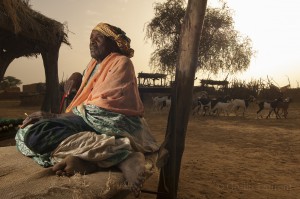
left=1, top=100, right=300, bottom=199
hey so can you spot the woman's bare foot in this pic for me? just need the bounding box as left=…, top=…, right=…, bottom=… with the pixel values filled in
left=52, top=155, right=98, bottom=176
left=118, top=152, right=146, bottom=198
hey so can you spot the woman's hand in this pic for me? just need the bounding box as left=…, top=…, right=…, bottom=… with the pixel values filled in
left=20, top=111, right=57, bottom=129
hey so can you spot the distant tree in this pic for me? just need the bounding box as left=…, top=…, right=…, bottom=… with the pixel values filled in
left=145, top=0, right=254, bottom=80
left=0, top=76, right=22, bottom=90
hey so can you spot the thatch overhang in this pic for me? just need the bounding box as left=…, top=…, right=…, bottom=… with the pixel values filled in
left=0, top=0, right=70, bottom=113
left=137, top=72, right=167, bottom=87
left=200, top=79, right=229, bottom=86
left=137, top=72, right=167, bottom=79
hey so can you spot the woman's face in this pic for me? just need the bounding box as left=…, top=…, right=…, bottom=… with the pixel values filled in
left=89, top=30, right=111, bottom=62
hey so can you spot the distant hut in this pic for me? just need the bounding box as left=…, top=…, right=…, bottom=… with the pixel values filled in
left=200, top=79, right=229, bottom=89
left=200, top=79, right=229, bottom=95
left=137, top=72, right=167, bottom=87
left=0, top=0, right=70, bottom=113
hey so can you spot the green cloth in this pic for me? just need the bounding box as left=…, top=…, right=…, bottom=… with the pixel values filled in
left=15, top=105, right=142, bottom=167
left=73, top=104, right=141, bottom=137
left=15, top=125, right=52, bottom=167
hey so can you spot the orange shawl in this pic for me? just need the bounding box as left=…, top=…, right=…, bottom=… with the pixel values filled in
left=66, top=53, right=144, bottom=116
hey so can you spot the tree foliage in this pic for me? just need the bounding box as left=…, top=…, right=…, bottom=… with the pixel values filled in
left=0, top=76, right=22, bottom=90
left=145, top=0, right=254, bottom=79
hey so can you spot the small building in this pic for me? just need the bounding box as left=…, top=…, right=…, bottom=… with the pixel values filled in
left=0, top=87, right=20, bottom=100
left=23, top=83, right=46, bottom=93
left=20, top=83, right=46, bottom=106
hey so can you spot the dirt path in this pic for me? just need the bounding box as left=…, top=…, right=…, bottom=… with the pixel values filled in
left=137, top=103, right=300, bottom=199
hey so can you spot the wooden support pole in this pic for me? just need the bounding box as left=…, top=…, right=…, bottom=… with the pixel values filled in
left=41, top=45, right=60, bottom=113
left=0, top=53, right=14, bottom=82
left=157, top=0, right=207, bottom=198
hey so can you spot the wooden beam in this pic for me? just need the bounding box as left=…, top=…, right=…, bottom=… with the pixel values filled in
left=41, top=45, right=60, bottom=113
left=157, top=0, right=208, bottom=198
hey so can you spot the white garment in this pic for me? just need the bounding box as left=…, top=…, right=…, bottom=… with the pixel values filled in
left=51, top=131, right=132, bottom=168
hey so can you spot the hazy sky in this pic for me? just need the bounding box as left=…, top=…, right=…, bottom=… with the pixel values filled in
left=5, top=0, right=300, bottom=88
left=226, top=0, right=300, bottom=88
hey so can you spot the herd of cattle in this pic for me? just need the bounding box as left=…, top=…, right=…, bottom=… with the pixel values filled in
left=151, top=92, right=292, bottom=119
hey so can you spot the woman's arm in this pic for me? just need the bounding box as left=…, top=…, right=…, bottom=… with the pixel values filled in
left=20, top=111, right=75, bottom=129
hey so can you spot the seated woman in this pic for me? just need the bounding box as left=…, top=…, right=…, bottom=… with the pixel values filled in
left=15, top=22, right=159, bottom=197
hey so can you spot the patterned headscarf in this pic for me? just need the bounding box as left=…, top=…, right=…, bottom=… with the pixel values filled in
left=93, top=22, right=134, bottom=58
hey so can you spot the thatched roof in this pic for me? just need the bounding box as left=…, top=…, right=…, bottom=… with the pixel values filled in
left=137, top=72, right=167, bottom=79
left=0, top=0, right=70, bottom=58
left=200, top=79, right=229, bottom=86
left=0, top=0, right=71, bottom=113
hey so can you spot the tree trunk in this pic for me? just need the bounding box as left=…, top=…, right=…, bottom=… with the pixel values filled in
left=157, top=1, right=207, bottom=199
left=41, top=46, right=60, bottom=113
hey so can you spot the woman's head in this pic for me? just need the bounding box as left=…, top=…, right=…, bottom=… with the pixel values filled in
left=90, top=23, right=134, bottom=62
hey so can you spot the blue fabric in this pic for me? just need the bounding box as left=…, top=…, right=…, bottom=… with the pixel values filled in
left=15, top=105, right=142, bottom=167
left=24, top=114, right=94, bottom=155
